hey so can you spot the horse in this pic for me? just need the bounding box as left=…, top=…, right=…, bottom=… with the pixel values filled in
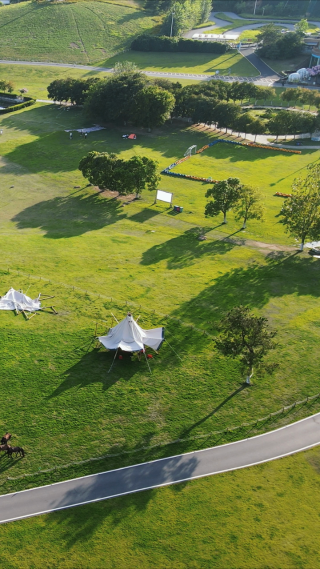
left=8, top=446, right=24, bottom=458
left=1, top=433, right=11, bottom=445
left=0, top=444, right=11, bottom=456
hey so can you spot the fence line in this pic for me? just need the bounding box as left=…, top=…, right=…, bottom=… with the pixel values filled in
left=6, top=392, right=320, bottom=482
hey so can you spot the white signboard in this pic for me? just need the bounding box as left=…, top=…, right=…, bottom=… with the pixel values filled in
left=155, top=190, right=173, bottom=205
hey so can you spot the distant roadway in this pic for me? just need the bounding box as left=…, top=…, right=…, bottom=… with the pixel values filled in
left=1, top=414, right=320, bottom=524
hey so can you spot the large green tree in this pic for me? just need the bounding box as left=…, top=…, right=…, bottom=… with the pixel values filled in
left=205, top=178, right=243, bottom=224
left=131, top=85, right=175, bottom=129
left=280, top=163, right=320, bottom=250
left=84, top=71, right=147, bottom=124
left=234, top=186, right=264, bottom=229
left=79, top=152, right=160, bottom=197
left=215, top=306, right=278, bottom=385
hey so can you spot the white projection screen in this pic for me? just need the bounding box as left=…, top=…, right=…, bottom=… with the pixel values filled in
left=155, top=190, right=173, bottom=205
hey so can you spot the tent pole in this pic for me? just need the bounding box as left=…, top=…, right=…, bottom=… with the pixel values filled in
left=143, top=347, right=152, bottom=374
left=164, top=339, right=182, bottom=361
left=108, top=348, right=119, bottom=374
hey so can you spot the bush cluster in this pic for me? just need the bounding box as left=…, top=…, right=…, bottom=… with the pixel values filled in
left=0, top=93, right=36, bottom=115
left=131, top=35, right=229, bottom=54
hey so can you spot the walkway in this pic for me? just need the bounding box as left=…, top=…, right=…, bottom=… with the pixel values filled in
left=0, top=414, right=320, bottom=524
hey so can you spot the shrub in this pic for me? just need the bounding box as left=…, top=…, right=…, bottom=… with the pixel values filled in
left=131, top=35, right=229, bottom=54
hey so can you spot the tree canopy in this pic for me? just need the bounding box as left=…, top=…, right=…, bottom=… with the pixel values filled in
left=205, top=178, right=243, bottom=224
left=215, top=306, right=278, bottom=385
left=78, top=151, right=160, bottom=197
left=280, top=163, right=320, bottom=250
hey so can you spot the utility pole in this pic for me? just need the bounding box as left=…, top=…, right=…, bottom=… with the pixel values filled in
left=170, top=10, right=175, bottom=37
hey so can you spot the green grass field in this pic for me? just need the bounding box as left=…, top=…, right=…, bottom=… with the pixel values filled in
left=1, top=103, right=320, bottom=495
left=0, top=0, right=161, bottom=64
left=105, top=50, right=259, bottom=76
left=1, top=447, right=320, bottom=568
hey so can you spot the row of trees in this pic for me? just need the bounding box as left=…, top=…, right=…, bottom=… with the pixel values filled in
left=212, top=0, right=312, bottom=18
left=205, top=164, right=320, bottom=252
left=131, top=34, right=228, bottom=54
left=78, top=151, right=160, bottom=197
left=47, top=72, right=319, bottom=134
left=205, top=178, right=264, bottom=228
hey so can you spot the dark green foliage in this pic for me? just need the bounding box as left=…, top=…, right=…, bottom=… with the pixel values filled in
left=47, top=77, right=101, bottom=105
left=215, top=306, right=278, bottom=383
left=161, top=0, right=212, bottom=36
left=78, top=151, right=160, bottom=196
left=205, top=177, right=243, bottom=224
left=131, top=85, right=175, bottom=129
left=257, top=24, right=304, bottom=60
left=131, top=35, right=229, bottom=54
left=0, top=93, right=35, bottom=115
left=280, top=163, right=320, bottom=250
left=84, top=71, right=147, bottom=124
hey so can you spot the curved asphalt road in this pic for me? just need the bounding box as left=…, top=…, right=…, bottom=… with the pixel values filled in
left=1, top=413, right=320, bottom=524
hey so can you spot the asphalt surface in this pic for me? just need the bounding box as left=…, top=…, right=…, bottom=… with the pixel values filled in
left=1, top=414, right=320, bottom=524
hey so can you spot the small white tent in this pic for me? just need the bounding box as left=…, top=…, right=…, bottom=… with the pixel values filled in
left=0, top=288, right=41, bottom=313
left=98, top=312, right=164, bottom=352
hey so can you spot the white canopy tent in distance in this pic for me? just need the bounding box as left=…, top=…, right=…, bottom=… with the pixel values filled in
left=98, top=312, right=164, bottom=373
left=0, top=288, right=57, bottom=320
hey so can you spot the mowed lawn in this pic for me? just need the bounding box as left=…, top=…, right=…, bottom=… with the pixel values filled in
left=1, top=104, right=320, bottom=490
left=1, top=448, right=320, bottom=569
left=0, top=1, right=160, bottom=64
left=105, top=50, right=259, bottom=76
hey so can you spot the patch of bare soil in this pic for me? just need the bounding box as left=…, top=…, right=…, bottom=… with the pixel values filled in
left=94, top=187, right=136, bottom=203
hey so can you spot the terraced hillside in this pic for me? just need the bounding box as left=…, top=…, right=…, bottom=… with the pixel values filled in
left=0, top=0, right=160, bottom=64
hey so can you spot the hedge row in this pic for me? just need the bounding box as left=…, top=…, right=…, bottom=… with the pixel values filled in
left=0, top=93, right=36, bottom=115
left=131, top=35, right=229, bottom=54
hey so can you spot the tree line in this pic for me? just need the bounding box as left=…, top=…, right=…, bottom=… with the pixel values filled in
left=47, top=71, right=320, bottom=134
left=131, top=35, right=228, bottom=54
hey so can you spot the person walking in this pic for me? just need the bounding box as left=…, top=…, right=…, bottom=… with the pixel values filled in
left=69, top=132, right=73, bottom=140
left=84, top=132, right=88, bottom=139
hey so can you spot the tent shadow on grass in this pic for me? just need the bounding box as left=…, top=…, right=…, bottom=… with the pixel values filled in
left=48, top=349, right=142, bottom=397
left=170, top=251, right=320, bottom=327
left=141, top=228, right=237, bottom=270
left=12, top=192, right=127, bottom=238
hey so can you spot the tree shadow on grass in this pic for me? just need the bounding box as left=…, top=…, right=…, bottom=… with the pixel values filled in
left=129, top=208, right=160, bottom=223
left=43, top=436, right=199, bottom=546
left=12, top=192, right=127, bottom=238
left=170, top=251, right=320, bottom=327
left=141, top=228, right=237, bottom=270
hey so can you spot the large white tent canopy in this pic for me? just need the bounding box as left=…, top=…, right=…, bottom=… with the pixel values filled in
left=0, top=288, right=41, bottom=312
left=99, top=312, right=164, bottom=352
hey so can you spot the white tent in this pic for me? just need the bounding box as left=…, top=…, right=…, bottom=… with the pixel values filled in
left=0, top=288, right=41, bottom=313
left=98, top=312, right=164, bottom=352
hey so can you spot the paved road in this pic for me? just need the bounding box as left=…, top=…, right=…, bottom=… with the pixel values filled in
left=241, top=46, right=279, bottom=78
left=1, top=413, right=320, bottom=524
left=0, top=59, right=280, bottom=85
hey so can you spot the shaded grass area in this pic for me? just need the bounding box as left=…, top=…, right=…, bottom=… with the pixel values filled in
left=2, top=447, right=320, bottom=568
left=0, top=1, right=160, bottom=64
left=1, top=104, right=320, bottom=491
left=105, top=50, right=259, bottom=76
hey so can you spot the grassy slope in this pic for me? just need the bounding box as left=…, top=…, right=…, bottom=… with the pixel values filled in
left=0, top=1, right=160, bottom=64
left=1, top=104, right=320, bottom=491
left=1, top=448, right=320, bottom=568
